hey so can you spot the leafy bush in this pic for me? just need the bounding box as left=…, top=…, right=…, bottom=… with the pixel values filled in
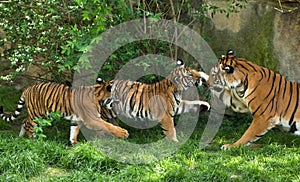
left=33, top=111, right=62, bottom=139
left=0, top=0, right=247, bottom=85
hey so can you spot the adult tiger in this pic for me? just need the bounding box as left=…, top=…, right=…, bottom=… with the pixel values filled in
left=110, top=59, right=211, bottom=142
left=209, top=50, right=300, bottom=149
left=0, top=79, right=129, bottom=144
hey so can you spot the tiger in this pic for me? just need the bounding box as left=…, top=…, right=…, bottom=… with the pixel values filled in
left=209, top=50, right=300, bottom=149
left=109, top=59, right=211, bottom=142
left=0, top=78, right=129, bottom=144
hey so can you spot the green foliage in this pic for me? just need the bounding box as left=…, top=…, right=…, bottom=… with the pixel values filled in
left=0, top=84, right=299, bottom=181
left=200, top=0, right=248, bottom=18
left=0, top=0, right=248, bottom=85
left=0, top=114, right=300, bottom=181
left=33, top=111, right=62, bottom=139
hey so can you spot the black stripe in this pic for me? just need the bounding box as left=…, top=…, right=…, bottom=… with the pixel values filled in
left=275, top=75, right=283, bottom=112
left=173, top=92, right=180, bottom=105
left=289, top=122, right=297, bottom=133
left=263, top=72, right=276, bottom=100
left=16, top=107, right=23, bottom=112
left=248, top=96, right=256, bottom=106
left=257, top=98, right=273, bottom=116
left=289, top=83, right=299, bottom=125
left=129, top=88, right=138, bottom=113
left=237, top=63, right=248, bottom=71
left=137, top=87, right=145, bottom=118
left=18, top=100, right=25, bottom=105
left=261, top=68, right=266, bottom=77
left=246, top=84, right=259, bottom=99
left=266, top=69, right=271, bottom=82
left=269, top=99, right=275, bottom=113
left=282, top=78, right=287, bottom=100
left=277, top=74, right=283, bottom=95
left=252, top=102, right=262, bottom=115
left=243, top=75, right=248, bottom=93
left=47, top=83, right=60, bottom=110
left=282, top=82, right=293, bottom=117
left=53, top=85, right=63, bottom=112
left=26, top=88, right=38, bottom=118
left=244, top=62, right=257, bottom=72
left=41, top=83, right=52, bottom=107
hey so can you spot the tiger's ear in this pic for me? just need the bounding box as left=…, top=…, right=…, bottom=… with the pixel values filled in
left=96, top=77, right=104, bottom=84
left=106, top=84, right=112, bottom=92
left=226, top=50, right=234, bottom=56
left=222, top=65, right=234, bottom=74
left=176, top=59, right=184, bottom=66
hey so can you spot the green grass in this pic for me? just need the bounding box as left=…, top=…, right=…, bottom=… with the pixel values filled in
left=0, top=87, right=300, bottom=181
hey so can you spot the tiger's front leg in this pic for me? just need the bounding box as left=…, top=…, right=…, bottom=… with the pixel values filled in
left=221, top=116, right=275, bottom=150
left=83, top=117, right=129, bottom=139
left=177, top=100, right=210, bottom=114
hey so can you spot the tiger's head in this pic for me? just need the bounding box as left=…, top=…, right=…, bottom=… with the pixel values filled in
left=209, top=50, right=250, bottom=92
left=170, top=59, right=209, bottom=90
left=94, top=78, right=116, bottom=111
left=208, top=50, right=251, bottom=113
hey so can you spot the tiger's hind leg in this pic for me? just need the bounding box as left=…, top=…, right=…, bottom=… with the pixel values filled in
left=160, top=116, right=178, bottom=142
left=83, top=118, right=129, bottom=139
left=20, top=118, right=36, bottom=138
left=70, top=123, right=81, bottom=144
left=221, top=116, right=275, bottom=150
left=19, top=123, right=26, bottom=137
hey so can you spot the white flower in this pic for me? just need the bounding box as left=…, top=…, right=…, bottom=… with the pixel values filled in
left=0, top=75, right=12, bottom=81
left=16, top=65, right=25, bottom=72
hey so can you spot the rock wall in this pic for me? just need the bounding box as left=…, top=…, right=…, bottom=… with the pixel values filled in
left=273, top=10, right=300, bottom=81
left=195, top=0, right=300, bottom=81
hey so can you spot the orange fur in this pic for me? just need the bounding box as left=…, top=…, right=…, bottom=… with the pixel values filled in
left=110, top=60, right=210, bottom=142
left=0, top=80, right=128, bottom=144
left=209, top=50, right=300, bottom=149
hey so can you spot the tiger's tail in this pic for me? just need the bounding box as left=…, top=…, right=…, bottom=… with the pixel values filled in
left=0, top=96, right=25, bottom=122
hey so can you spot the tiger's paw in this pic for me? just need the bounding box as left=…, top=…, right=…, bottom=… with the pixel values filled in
left=168, top=136, right=179, bottom=142
left=200, top=101, right=210, bottom=111
left=115, top=127, right=129, bottom=139
left=165, top=136, right=179, bottom=142
left=221, top=144, right=233, bottom=150
left=70, top=140, right=80, bottom=145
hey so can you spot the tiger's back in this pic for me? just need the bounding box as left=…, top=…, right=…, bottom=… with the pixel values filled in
left=23, top=82, right=73, bottom=121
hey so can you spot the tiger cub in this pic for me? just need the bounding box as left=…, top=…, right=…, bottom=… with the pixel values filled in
left=0, top=79, right=128, bottom=144
left=110, top=59, right=210, bottom=142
